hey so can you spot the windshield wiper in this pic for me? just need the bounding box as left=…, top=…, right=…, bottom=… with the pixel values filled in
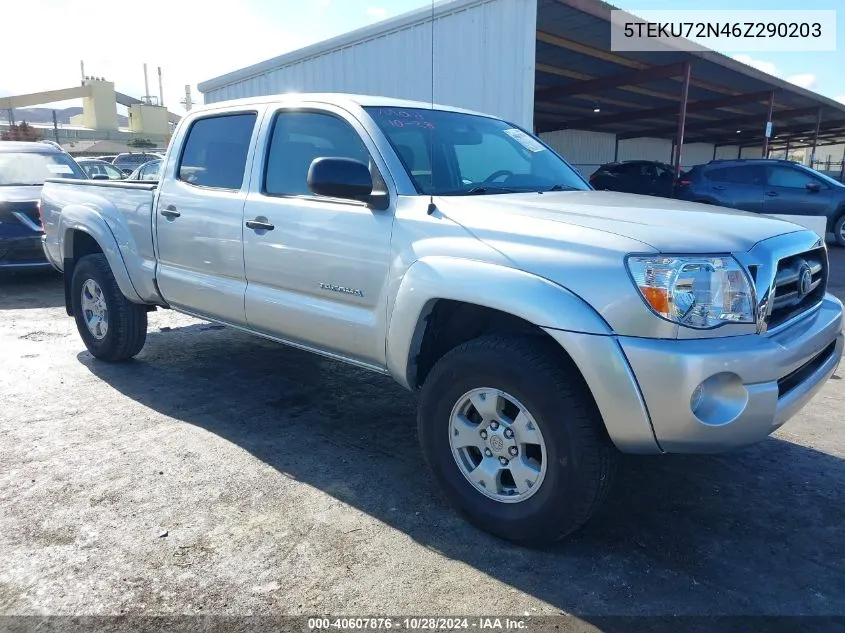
left=545, top=184, right=580, bottom=192
left=465, top=186, right=523, bottom=195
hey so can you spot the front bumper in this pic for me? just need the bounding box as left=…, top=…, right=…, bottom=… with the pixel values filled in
left=0, top=234, right=52, bottom=270
left=619, top=294, right=843, bottom=453
left=544, top=293, right=843, bottom=455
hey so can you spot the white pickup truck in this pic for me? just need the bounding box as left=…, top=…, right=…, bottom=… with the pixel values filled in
left=40, top=94, right=843, bottom=545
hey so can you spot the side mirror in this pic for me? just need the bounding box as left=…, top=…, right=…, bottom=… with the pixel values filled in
left=91, top=174, right=109, bottom=180
left=806, top=181, right=821, bottom=192
left=307, top=157, right=387, bottom=208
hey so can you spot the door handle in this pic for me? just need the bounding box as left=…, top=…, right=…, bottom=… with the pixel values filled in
left=160, top=205, right=181, bottom=218
left=245, top=219, right=275, bottom=231
left=712, top=185, right=726, bottom=191
left=765, top=191, right=778, bottom=197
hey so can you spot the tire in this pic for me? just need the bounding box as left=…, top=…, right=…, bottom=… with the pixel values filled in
left=833, top=213, right=845, bottom=248
left=71, top=253, right=147, bottom=361
left=418, top=335, right=617, bottom=546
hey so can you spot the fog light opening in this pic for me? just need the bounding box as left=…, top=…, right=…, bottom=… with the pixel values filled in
left=691, top=372, right=749, bottom=426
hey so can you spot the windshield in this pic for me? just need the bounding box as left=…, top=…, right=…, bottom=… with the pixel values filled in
left=0, top=151, right=86, bottom=186
left=364, top=107, right=589, bottom=195
left=797, top=164, right=845, bottom=188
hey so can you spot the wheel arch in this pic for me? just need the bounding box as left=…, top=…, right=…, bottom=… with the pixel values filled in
left=60, top=209, right=143, bottom=315
left=385, top=257, right=612, bottom=391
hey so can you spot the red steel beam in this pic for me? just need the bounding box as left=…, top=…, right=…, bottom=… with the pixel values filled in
left=559, top=90, right=775, bottom=129
left=673, top=62, right=692, bottom=179
left=761, top=91, right=775, bottom=157
left=534, top=62, right=688, bottom=101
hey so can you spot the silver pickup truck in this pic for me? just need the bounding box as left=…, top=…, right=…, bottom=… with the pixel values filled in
left=40, top=94, right=843, bottom=545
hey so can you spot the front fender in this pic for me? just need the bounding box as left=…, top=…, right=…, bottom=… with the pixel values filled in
left=385, top=256, right=612, bottom=390
left=59, top=205, right=143, bottom=304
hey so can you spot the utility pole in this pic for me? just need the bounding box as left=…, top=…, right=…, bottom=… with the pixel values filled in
left=52, top=110, right=60, bottom=144
left=179, top=85, right=193, bottom=112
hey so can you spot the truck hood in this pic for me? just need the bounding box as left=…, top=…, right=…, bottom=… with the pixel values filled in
left=436, top=190, right=805, bottom=254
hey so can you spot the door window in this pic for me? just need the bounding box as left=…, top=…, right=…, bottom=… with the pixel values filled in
left=767, top=166, right=817, bottom=189
left=178, top=113, right=257, bottom=190
left=264, top=111, right=373, bottom=197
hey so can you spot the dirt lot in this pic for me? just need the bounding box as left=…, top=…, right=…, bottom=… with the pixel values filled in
left=1, top=249, right=844, bottom=627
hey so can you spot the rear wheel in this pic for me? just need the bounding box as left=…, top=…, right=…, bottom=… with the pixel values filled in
left=418, top=335, right=617, bottom=546
left=71, top=254, right=147, bottom=361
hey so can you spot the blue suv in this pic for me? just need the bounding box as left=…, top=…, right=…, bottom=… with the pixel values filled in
left=0, top=141, right=87, bottom=271
left=675, top=159, right=845, bottom=247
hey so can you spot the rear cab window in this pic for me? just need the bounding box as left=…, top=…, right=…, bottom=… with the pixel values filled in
left=178, top=113, right=257, bottom=190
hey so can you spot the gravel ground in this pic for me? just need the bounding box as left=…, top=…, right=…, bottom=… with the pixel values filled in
left=1, top=249, right=844, bottom=628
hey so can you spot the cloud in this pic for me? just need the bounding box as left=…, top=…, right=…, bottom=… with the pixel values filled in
left=731, top=55, right=816, bottom=92
left=366, top=6, right=388, bottom=19
left=0, top=0, right=314, bottom=115
left=785, top=74, right=816, bottom=90
left=732, top=54, right=778, bottom=76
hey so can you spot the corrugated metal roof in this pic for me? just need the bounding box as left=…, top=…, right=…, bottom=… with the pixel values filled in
left=198, top=0, right=845, bottom=150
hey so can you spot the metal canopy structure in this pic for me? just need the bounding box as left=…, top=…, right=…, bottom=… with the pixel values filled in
left=534, top=0, right=845, bottom=173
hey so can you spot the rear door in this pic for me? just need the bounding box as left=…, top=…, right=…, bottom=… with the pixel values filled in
left=703, top=164, right=766, bottom=212
left=763, top=164, right=833, bottom=217
left=154, top=109, right=262, bottom=324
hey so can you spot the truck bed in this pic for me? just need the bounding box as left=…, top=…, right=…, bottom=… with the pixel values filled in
left=40, top=177, right=163, bottom=305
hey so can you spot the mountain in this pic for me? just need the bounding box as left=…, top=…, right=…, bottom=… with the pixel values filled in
left=5, top=107, right=129, bottom=126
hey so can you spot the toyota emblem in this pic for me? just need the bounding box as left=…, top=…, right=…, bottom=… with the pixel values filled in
left=797, top=263, right=813, bottom=299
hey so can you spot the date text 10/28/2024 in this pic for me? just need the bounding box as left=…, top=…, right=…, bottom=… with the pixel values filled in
left=308, top=618, right=529, bottom=630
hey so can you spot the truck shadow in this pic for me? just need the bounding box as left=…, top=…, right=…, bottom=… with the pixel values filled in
left=78, top=324, right=845, bottom=618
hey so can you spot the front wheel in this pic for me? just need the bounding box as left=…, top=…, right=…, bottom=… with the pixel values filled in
left=417, top=335, right=617, bottom=546
left=71, top=253, right=147, bottom=361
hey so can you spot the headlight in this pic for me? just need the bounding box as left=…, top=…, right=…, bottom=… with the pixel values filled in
left=626, top=255, right=755, bottom=329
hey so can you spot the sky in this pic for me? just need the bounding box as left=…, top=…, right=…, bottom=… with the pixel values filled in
left=0, top=0, right=842, bottom=117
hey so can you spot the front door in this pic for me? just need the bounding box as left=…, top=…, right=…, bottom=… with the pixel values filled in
left=242, top=106, right=395, bottom=367
left=763, top=164, right=832, bottom=217
left=155, top=111, right=260, bottom=325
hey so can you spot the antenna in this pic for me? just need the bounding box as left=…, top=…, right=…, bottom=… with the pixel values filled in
left=427, top=0, right=436, bottom=215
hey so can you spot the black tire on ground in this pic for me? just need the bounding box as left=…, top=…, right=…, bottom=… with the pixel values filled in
left=417, top=334, right=617, bottom=546
left=833, top=214, right=845, bottom=248
left=71, top=253, right=147, bottom=361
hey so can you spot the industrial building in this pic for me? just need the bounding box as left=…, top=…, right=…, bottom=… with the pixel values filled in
left=1, top=68, right=182, bottom=155
left=198, top=0, right=845, bottom=180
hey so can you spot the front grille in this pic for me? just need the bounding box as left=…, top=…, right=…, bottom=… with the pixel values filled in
left=767, top=247, right=827, bottom=329
left=777, top=341, right=836, bottom=397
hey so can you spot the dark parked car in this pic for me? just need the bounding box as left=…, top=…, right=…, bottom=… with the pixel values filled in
left=0, top=141, right=87, bottom=270
left=589, top=160, right=676, bottom=197
left=76, top=158, right=126, bottom=180
left=675, top=159, right=845, bottom=246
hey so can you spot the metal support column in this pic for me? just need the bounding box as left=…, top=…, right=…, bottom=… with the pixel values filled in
left=784, top=140, right=791, bottom=161
left=809, top=106, right=822, bottom=167
left=762, top=91, right=775, bottom=157
left=712, top=145, right=718, bottom=160
left=673, top=62, right=692, bottom=179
